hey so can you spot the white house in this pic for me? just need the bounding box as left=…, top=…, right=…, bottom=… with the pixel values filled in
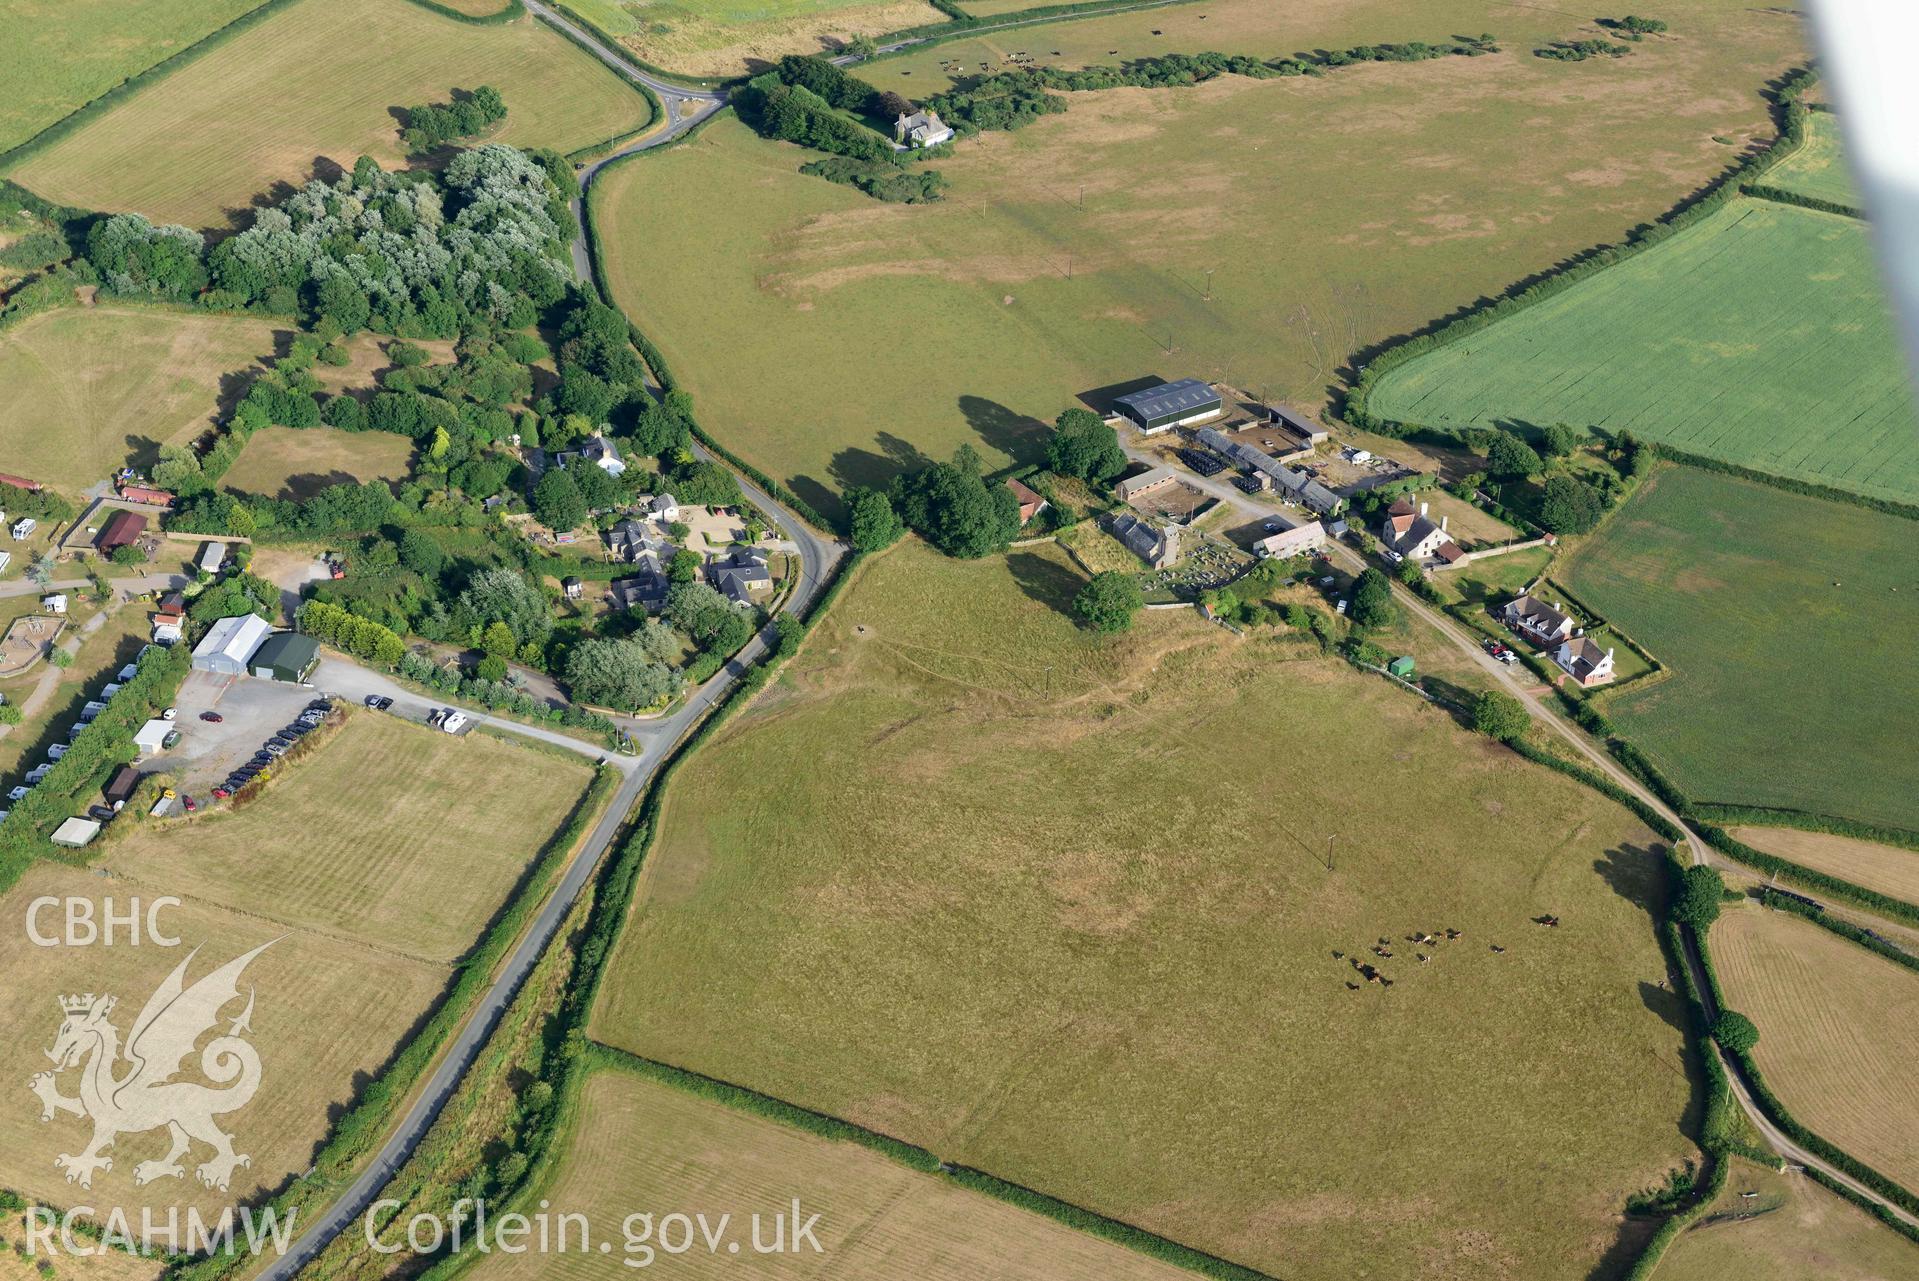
left=581, top=434, right=625, bottom=477
left=1378, top=498, right=1462, bottom=566
left=1501, top=595, right=1575, bottom=647
left=1554, top=636, right=1616, bottom=687
left=191, top=612, right=272, bottom=676
left=895, top=109, right=953, bottom=148
left=647, top=493, right=680, bottom=523
left=1253, top=521, right=1326, bottom=560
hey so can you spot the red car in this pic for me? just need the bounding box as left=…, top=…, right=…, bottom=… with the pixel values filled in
left=211, top=787, right=230, bottom=800
left=200, top=711, right=224, bottom=723
left=183, top=796, right=198, bottom=812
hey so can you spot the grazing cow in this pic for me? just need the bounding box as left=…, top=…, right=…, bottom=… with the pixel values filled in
left=1332, top=950, right=1344, bottom=960
left=1373, top=945, right=1392, bottom=958
left=1380, top=978, right=1394, bottom=988
left=1491, top=944, right=1507, bottom=953
left=1417, top=953, right=1430, bottom=964
left=1445, top=928, right=1462, bottom=940
left=1346, top=982, right=1360, bottom=991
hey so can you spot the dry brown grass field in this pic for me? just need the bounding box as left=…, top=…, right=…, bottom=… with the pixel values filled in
left=1730, top=827, right=1919, bottom=908
left=0, top=306, right=279, bottom=491
left=591, top=540, right=1696, bottom=1281
left=7, top=0, right=652, bottom=229
left=615, top=0, right=945, bottom=77
left=469, top=1064, right=1198, bottom=1280
left=1659, top=1157, right=1919, bottom=1281
left=596, top=0, right=1804, bottom=513
left=102, top=713, right=596, bottom=964
left=0, top=1208, right=164, bottom=1281
left=218, top=426, right=417, bottom=501
left=0, top=862, right=448, bottom=1227
left=1712, top=904, right=1919, bottom=1194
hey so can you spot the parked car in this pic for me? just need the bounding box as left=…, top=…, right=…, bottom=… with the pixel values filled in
left=161, top=707, right=177, bottom=721
left=308, top=699, right=332, bottom=712
left=212, top=787, right=230, bottom=800
left=183, top=796, right=197, bottom=813
left=200, top=711, right=224, bottom=723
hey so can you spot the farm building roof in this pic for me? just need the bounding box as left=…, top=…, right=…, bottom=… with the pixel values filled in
left=192, top=612, right=272, bottom=671
left=96, top=510, right=147, bottom=551
left=1113, top=379, right=1220, bottom=422
left=250, top=631, right=320, bottom=682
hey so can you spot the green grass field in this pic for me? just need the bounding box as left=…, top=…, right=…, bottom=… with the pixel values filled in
left=0, top=0, right=269, bottom=154
left=594, top=2, right=1803, bottom=516
left=616, top=0, right=945, bottom=76
left=0, top=304, right=278, bottom=491
left=1562, top=466, right=1919, bottom=830
left=7, top=0, right=653, bottom=229
left=1368, top=199, right=1919, bottom=505
left=592, top=540, right=1696, bottom=1281
left=221, top=424, right=417, bottom=499
left=1762, top=110, right=1858, bottom=207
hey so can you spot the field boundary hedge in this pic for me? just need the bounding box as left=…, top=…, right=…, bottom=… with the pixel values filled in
left=1804, top=1166, right=1919, bottom=1248
left=1741, top=182, right=1865, bottom=219
left=397, top=0, right=524, bottom=24
left=865, top=0, right=1207, bottom=61
left=163, top=762, right=618, bottom=1280
left=1691, top=804, right=1919, bottom=852
left=1698, top=825, right=1919, bottom=928
left=1340, top=66, right=1816, bottom=434
left=1758, top=887, right=1919, bottom=975
left=0, top=0, right=309, bottom=171
left=1693, top=919, right=1919, bottom=1220
left=1630, top=437, right=1919, bottom=522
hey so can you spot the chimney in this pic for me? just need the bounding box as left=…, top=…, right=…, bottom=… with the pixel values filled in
left=1605, top=647, right=1614, bottom=662
left=1440, top=515, right=1448, bottom=532
left=1575, top=626, right=1584, bottom=638
left=1419, top=501, right=1428, bottom=517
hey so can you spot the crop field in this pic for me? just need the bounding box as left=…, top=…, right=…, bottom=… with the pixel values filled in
left=0, top=305, right=278, bottom=491
left=0, top=0, right=268, bottom=154
left=471, top=1063, right=1196, bottom=1280
left=615, top=0, right=946, bottom=76
left=220, top=425, right=417, bottom=500
left=1712, top=904, right=1919, bottom=1195
left=1560, top=466, right=1919, bottom=832
left=0, top=1209, right=164, bottom=1281
left=1368, top=199, right=1919, bottom=505
left=592, top=540, right=1695, bottom=1281
left=6, top=0, right=653, bottom=229
left=1763, top=110, right=1857, bottom=207
left=1731, top=827, right=1919, bottom=908
left=103, top=713, right=596, bottom=964
left=594, top=1, right=1804, bottom=515
left=1659, top=1156, right=1919, bottom=1281
left=0, top=861, right=448, bottom=1226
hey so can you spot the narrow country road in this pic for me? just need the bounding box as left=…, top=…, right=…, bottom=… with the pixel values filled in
left=250, top=37, right=845, bottom=1252
left=1121, top=438, right=1919, bottom=1229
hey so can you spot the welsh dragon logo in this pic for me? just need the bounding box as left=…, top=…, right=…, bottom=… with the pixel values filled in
left=28, top=942, right=272, bottom=1192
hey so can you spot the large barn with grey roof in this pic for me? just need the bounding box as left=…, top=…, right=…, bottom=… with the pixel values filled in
left=1111, top=379, right=1224, bottom=434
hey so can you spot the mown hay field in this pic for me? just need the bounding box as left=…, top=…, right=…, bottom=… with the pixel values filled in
left=0, top=305, right=278, bottom=491
left=1731, top=826, right=1919, bottom=908
left=1762, top=110, right=1858, bottom=207
left=1659, top=1156, right=1919, bottom=1281
left=219, top=425, right=417, bottom=500
left=0, top=0, right=268, bottom=154
left=1368, top=199, right=1919, bottom=504
left=592, top=540, right=1695, bottom=1281
left=469, top=1063, right=1197, bottom=1280
left=614, top=0, right=946, bottom=76
left=103, top=713, right=596, bottom=964
left=6, top=0, right=653, bottom=229
left=1560, top=466, right=1919, bottom=832
left=0, top=1208, right=164, bottom=1281
left=1711, top=904, right=1919, bottom=1195
left=0, top=861, right=449, bottom=1226
left=594, top=0, right=1803, bottom=515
